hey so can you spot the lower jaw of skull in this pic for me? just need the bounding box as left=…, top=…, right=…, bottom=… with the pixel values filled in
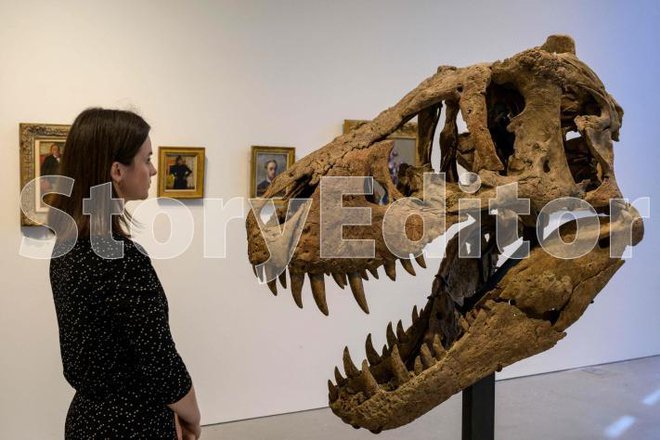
left=328, top=212, right=629, bottom=433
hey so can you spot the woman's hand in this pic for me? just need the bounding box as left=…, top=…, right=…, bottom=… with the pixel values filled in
left=175, top=414, right=183, bottom=440
left=175, top=410, right=201, bottom=440
left=168, top=384, right=202, bottom=439
left=180, top=418, right=202, bottom=440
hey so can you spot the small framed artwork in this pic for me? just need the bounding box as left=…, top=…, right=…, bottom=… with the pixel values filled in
left=19, top=122, right=70, bottom=226
left=157, top=146, right=205, bottom=198
left=250, top=146, right=295, bottom=198
left=343, top=119, right=419, bottom=205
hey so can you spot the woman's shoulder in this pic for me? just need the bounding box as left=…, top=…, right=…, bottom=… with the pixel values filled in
left=50, top=232, right=157, bottom=295
left=50, top=232, right=150, bottom=268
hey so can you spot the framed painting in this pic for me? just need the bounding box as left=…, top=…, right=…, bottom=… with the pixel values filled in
left=343, top=119, right=419, bottom=205
left=157, top=146, right=205, bottom=198
left=250, top=146, right=295, bottom=198
left=19, top=122, right=70, bottom=226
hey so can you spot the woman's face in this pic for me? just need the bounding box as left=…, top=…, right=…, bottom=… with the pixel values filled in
left=112, top=136, right=157, bottom=201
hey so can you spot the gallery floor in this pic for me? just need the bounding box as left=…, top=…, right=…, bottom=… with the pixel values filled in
left=202, top=355, right=660, bottom=440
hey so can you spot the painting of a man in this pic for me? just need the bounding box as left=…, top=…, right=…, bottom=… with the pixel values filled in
left=41, top=143, right=62, bottom=176
left=256, top=159, right=278, bottom=197
left=251, top=146, right=295, bottom=198
left=38, top=140, right=66, bottom=209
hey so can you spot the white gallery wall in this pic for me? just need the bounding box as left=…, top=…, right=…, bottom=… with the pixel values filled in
left=1, top=0, right=658, bottom=438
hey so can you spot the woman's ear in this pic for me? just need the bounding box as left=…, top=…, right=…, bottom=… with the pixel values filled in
left=110, top=161, right=123, bottom=185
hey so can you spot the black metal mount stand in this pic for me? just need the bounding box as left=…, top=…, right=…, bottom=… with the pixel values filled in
left=461, top=373, right=495, bottom=440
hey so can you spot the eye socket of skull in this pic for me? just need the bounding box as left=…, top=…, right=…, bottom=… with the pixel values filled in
left=484, top=82, right=526, bottom=173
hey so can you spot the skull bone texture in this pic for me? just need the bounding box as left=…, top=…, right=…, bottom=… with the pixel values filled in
left=245, top=35, right=644, bottom=432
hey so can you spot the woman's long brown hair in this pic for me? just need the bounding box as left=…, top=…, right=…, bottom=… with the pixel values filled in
left=48, top=107, right=151, bottom=240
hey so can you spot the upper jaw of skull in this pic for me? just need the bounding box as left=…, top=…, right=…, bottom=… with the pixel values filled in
left=246, top=140, right=449, bottom=280
left=247, top=36, right=625, bottom=282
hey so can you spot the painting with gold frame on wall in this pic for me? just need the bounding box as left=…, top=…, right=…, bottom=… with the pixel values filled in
left=19, top=122, right=70, bottom=226
left=250, top=145, right=295, bottom=198
left=157, top=146, right=205, bottom=198
left=343, top=119, right=419, bottom=205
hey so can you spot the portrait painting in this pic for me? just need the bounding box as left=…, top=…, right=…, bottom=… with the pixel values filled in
left=158, top=146, right=205, bottom=198
left=343, top=119, right=419, bottom=205
left=19, top=123, right=70, bottom=226
left=250, top=146, right=295, bottom=198
left=37, top=139, right=66, bottom=208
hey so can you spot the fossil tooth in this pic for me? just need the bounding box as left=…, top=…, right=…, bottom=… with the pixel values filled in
left=400, top=258, right=416, bottom=276
left=278, top=269, right=287, bottom=289
left=360, top=269, right=369, bottom=280
left=334, top=366, right=346, bottom=385
left=420, top=344, right=435, bottom=368
left=367, top=266, right=379, bottom=279
left=365, top=333, right=381, bottom=364
left=412, top=305, right=419, bottom=322
left=309, top=273, right=329, bottom=315
left=264, top=265, right=278, bottom=284
left=389, top=345, right=411, bottom=385
left=348, top=272, right=369, bottom=314
left=386, top=322, right=397, bottom=348
left=432, top=334, right=445, bottom=358
left=384, top=260, right=396, bottom=281
left=396, top=320, right=406, bottom=341
left=414, top=254, right=427, bottom=269
left=331, top=272, right=346, bottom=289
left=290, top=272, right=304, bottom=309
left=328, top=380, right=339, bottom=402
left=459, top=316, right=470, bottom=332
left=266, top=279, right=278, bottom=296
left=343, top=346, right=360, bottom=378
left=465, top=309, right=478, bottom=325
left=413, top=356, right=423, bottom=375
left=361, top=360, right=380, bottom=398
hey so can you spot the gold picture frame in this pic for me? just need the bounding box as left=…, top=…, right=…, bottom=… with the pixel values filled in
left=250, top=145, right=295, bottom=198
left=19, top=122, right=70, bottom=226
left=157, top=146, right=205, bottom=199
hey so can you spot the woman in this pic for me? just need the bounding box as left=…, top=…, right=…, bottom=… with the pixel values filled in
left=48, top=108, right=201, bottom=439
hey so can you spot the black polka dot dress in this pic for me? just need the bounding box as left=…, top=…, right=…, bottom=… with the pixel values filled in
left=49, top=233, right=192, bottom=439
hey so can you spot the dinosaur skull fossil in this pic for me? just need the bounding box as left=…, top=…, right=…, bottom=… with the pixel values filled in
left=245, top=35, right=644, bottom=432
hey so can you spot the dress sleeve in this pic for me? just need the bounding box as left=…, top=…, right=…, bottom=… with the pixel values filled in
left=105, top=248, right=192, bottom=406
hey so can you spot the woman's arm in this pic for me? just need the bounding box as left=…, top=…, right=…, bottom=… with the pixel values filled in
left=107, top=248, right=200, bottom=436
left=169, top=384, right=201, bottom=437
